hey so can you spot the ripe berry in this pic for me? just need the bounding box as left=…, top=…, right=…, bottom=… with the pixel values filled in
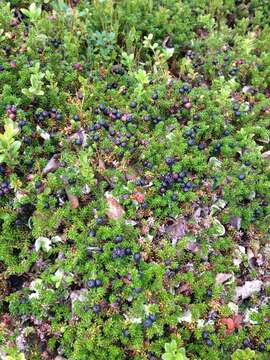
left=143, top=318, right=152, bottom=328
left=151, top=92, right=158, bottom=100
left=133, top=252, right=141, bottom=262
left=130, top=101, right=137, bottom=109
left=202, top=331, right=209, bottom=339
left=87, top=280, right=96, bottom=288
left=75, top=138, right=83, bottom=146
left=73, top=114, right=80, bottom=121
left=243, top=338, right=251, bottom=348
left=19, top=120, right=27, bottom=128
left=165, top=157, right=175, bottom=166
left=144, top=115, right=151, bottom=121
left=96, top=217, right=105, bottom=225
left=95, top=279, right=102, bottom=287
left=44, top=202, right=50, bottom=209
left=123, top=329, right=129, bottom=337
left=14, top=219, right=23, bottom=226
left=141, top=202, right=148, bottom=209
left=125, top=248, right=132, bottom=255
left=238, top=174, right=245, bottom=180
left=149, top=314, right=157, bottom=322
left=206, top=339, right=213, bottom=347
left=88, top=230, right=96, bottom=237
left=114, top=235, right=123, bottom=243
left=35, top=180, right=43, bottom=189
left=198, top=143, right=205, bottom=150
left=258, top=343, right=265, bottom=352
left=93, top=304, right=101, bottom=314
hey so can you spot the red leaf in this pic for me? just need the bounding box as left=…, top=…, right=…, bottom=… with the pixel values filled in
left=220, top=318, right=235, bottom=335
left=220, top=314, right=243, bottom=335
left=133, top=192, right=145, bottom=203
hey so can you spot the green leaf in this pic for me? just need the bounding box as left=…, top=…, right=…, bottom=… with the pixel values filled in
left=211, top=218, right=225, bottom=237
left=10, top=140, right=21, bottom=154
left=20, top=8, right=30, bottom=17
left=0, top=154, right=6, bottom=164
left=22, top=88, right=31, bottom=96
left=165, top=340, right=177, bottom=353
left=5, top=121, right=19, bottom=139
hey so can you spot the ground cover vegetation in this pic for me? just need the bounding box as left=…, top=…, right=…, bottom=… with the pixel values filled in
left=0, top=0, right=270, bottom=359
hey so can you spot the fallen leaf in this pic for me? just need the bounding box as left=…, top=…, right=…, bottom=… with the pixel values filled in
left=70, top=289, right=88, bottom=317
left=66, top=191, right=79, bottom=209
left=232, top=314, right=244, bottom=329
left=262, top=151, right=270, bottom=159
left=209, top=157, right=222, bottom=168
left=247, top=248, right=255, bottom=260
left=42, top=155, right=61, bottom=175
left=244, top=308, right=259, bottom=325
left=234, top=280, right=263, bottom=301
left=220, top=314, right=243, bottom=335
left=69, top=129, right=88, bottom=147
left=177, top=282, right=192, bottom=295
left=230, top=216, right=242, bottom=230
left=178, top=310, right=192, bottom=323
left=98, top=158, right=106, bottom=172
left=35, top=237, right=51, bottom=252
left=242, top=85, right=252, bottom=93
left=125, top=220, right=137, bottom=226
left=186, top=241, right=199, bottom=253
left=133, top=192, right=145, bottom=203
left=165, top=217, right=187, bottom=246
left=36, top=125, right=50, bottom=140
left=215, top=273, right=232, bottom=284
left=212, top=218, right=225, bottom=236
left=210, top=199, right=227, bottom=216
left=220, top=318, right=235, bottom=335
left=105, top=193, right=125, bottom=220
left=193, top=207, right=202, bottom=223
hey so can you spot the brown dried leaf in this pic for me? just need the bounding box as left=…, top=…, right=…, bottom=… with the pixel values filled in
left=230, top=216, right=242, bottom=230
left=67, top=191, right=79, bottom=209
left=42, top=155, right=61, bottom=176
left=186, top=241, right=199, bottom=253
left=105, top=193, right=125, bottom=220
left=98, top=158, right=106, bottom=172
left=177, top=282, right=192, bottom=295
left=234, top=280, right=263, bottom=301
left=215, top=273, right=232, bottom=284
left=262, top=151, right=270, bottom=159
left=166, top=217, right=187, bottom=246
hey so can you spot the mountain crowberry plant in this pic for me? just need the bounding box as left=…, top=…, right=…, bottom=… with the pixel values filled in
left=0, top=1, right=269, bottom=359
